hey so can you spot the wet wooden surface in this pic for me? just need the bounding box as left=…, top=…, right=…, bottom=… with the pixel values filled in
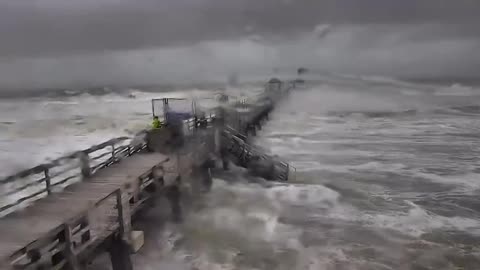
left=0, top=152, right=168, bottom=261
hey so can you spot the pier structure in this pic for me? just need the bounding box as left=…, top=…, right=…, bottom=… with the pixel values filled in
left=0, top=77, right=297, bottom=270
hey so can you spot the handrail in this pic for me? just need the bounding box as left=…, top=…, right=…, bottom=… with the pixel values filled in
left=0, top=136, right=129, bottom=185
left=0, top=131, right=148, bottom=217
left=222, top=128, right=293, bottom=182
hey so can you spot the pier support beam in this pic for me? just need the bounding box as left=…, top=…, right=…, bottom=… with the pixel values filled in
left=222, top=159, right=230, bottom=170
left=202, top=168, right=213, bottom=192
left=248, top=125, right=257, bottom=136
left=166, top=176, right=182, bottom=223
left=200, top=161, right=213, bottom=192
left=220, top=148, right=229, bottom=171
left=108, top=235, right=133, bottom=270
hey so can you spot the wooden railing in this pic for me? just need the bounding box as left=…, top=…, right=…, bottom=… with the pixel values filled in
left=0, top=131, right=148, bottom=217
left=222, top=128, right=294, bottom=182
left=7, top=159, right=163, bottom=270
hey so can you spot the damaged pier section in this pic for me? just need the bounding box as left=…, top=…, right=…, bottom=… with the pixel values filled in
left=0, top=77, right=298, bottom=270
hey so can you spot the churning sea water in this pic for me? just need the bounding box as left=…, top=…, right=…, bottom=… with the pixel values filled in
left=2, top=77, right=480, bottom=269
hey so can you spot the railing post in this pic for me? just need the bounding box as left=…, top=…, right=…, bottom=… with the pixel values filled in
left=286, top=163, right=290, bottom=181
left=64, top=224, right=81, bottom=270
left=116, top=189, right=125, bottom=237
left=111, top=143, right=116, bottom=162
left=44, top=169, right=51, bottom=195
left=79, top=152, right=91, bottom=179
left=115, top=189, right=131, bottom=240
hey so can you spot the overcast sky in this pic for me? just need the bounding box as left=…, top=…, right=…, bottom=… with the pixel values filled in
left=0, top=0, right=479, bottom=88
left=1, top=0, right=479, bottom=57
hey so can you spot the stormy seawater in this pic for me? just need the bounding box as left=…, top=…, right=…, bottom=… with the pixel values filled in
left=2, top=76, right=480, bottom=269
left=123, top=78, right=480, bottom=270
left=0, top=85, right=244, bottom=178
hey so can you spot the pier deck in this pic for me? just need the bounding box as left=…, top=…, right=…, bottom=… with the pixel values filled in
left=0, top=152, right=167, bottom=269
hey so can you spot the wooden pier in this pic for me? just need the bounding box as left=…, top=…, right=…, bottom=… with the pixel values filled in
left=0, top=78, right=296, bottom=270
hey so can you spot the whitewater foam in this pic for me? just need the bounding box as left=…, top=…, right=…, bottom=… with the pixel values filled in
left=434, top=84, right=477, bottom=96
left=411, top=171, right=480, bottom=191
left=360, top=201, right=480, bottom=237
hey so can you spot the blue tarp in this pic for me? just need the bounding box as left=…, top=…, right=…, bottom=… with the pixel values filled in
left=166, top=111, right=193, bottom=122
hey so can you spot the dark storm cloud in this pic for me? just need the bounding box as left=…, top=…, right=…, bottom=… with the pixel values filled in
left=0, top=0, right=479, bottom=57
left=0, top=0, right=479, bottom=89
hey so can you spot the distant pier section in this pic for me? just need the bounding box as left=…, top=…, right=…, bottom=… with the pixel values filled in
left=0, top=77, right=300, bottom=270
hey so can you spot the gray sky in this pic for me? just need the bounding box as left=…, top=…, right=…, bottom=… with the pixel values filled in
left=1, top=0, right=479, bottom=57
left=0, top=0, right=479, bottom=88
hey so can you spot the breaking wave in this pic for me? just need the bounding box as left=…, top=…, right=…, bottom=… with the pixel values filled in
left=434, top=83, right=476, bottom=96
left=327, top=109, right=418, bottom=119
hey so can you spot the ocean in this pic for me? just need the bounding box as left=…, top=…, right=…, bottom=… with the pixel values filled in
left=2, top=75, right=480, bottom=269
